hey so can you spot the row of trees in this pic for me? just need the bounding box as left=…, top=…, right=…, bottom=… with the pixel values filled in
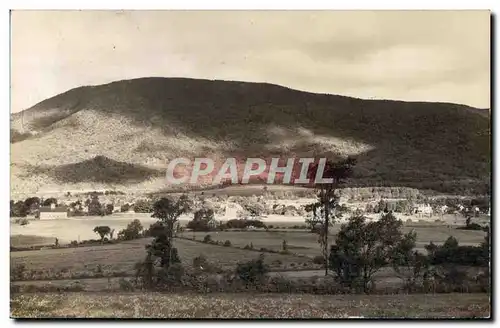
left=9, top=195, right=158, bottom=218
left=92, top=219, right=145, bottom=243
left=328, top=213, right=490, bottom=293
left=10, top=197, right=57, bottom=217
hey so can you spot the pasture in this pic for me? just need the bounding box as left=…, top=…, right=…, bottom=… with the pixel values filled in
left=10, top=211, right=487, bottom=248
left=11, top=217, right=486, bottom=283
left=185, top=225, right=486, bottom=256
left=10, top=214, right=159, bottom=244
left=10, top=237, right=314, bottom=278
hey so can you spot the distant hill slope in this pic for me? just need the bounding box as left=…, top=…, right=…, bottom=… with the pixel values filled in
left=10, top=77, right=490, bottom=196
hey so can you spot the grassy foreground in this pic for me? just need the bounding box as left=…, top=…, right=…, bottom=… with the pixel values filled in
left=11, top=292, right=490, bottom=319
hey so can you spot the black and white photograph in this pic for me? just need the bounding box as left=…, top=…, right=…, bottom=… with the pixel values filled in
left=8, top=9, right=492, bottom=319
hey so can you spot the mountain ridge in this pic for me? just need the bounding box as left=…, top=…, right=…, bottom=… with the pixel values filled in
left=10, top=77, right=491, bottom=196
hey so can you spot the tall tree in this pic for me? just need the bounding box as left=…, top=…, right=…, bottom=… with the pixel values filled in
left=329, top=213, right=404, bottom=293
left=188, top=207, right=215, bottom=232
left=304, top=202, right=321, bottom=232
left=307, top=157, right=356, bottom=276
left=12, top=201, right=28, bottom=217
left=391, top=230, right=430, bottom=292
left=150, top=195, right=191, bottom=267
left=88, top=195, right=103, bottom=216
left=24, top=197, right=41, bottom=214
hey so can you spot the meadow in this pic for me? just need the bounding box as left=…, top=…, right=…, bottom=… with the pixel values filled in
left=10, top=292, right=490, bottom=318
left=11, top=217, right=486, bottom=283
left=10, top=210, right=489, bottom=319
left=186, top=226, right=486, bottom=255
left=10, top=236, right=316, bottom=279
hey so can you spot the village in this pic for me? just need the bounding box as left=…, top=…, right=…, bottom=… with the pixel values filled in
left=10, top=186, right=491, bottom=227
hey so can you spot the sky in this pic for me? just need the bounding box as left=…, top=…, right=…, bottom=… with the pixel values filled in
left=10, top=10, right=490, bottom=113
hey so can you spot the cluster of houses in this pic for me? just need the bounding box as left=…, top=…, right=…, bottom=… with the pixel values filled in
left=21, top=194, right=491, bottom=222
left=26, top=201, right=137, bottom=220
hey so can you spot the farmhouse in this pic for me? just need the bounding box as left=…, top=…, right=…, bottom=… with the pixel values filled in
left=207, top=218, right=219, bottom=230
left=39, top=204, right=69, bottom=220
left=412, top=203, right=433, bottom=217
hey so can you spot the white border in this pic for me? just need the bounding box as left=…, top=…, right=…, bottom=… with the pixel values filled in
left=2, top=1, right=497, bottom=327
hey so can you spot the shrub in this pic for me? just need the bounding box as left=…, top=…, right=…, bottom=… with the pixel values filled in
left=236, top=254, right=269, bottom=285
left=203, top=235, right=212, bottom=243
left=224, top=240, right=232, bottom=247
left=118, top=219, right=143, bottom=241
left=457, top=223, right=483, bottom=231
left=426, top=236, right=489, bottom=267
left=159, top=263, right=185, bottom=285
left=282, top=239, right=288, bottom=251
left=192, top=255, right=223, bottom=273
left=193, top=255, right=208, bottom=270
left=93, top=226, right=111, bottom=243
left=11, top=264, right=26, bottom=281
left=313, top=255, right=325, bottom=265
left=243, top=243, right=254, bottom=250
left=143, top=222, right=166, bottom=238
left=10, top=285, right=21, bottom=294
left=226, top=219, right=266, bottom=229
left=17, top=218, right=29, bottom=226
left=121, top=203, right=130, bottom=212
left=118, top=278, right=135, bottom=291
left=66, top=281, right=85, bottom=292
left=187, top=208, right=216, bottom=232
left=133, top=199, right=153, bottom=213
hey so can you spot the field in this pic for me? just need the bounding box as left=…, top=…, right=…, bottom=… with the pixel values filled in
left=10, top=235, right=56, bottom=248
left=10, top=237, right=315, bottom=277
left=10, top=210, right=487, bottom=247
left=10, top=214, right=158, bottom=244
left=10, top=292, right=490, bottom=318
left=10, top=212, right=489, bottom=319
left=11, top=217, right=487, bottom=283
left=187, top=226, right=486, bottom=255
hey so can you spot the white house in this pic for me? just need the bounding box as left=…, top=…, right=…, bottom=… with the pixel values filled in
left=413, top=203, right=433, bottom=217
left=39, top=203, right=68, bottom=220
left=207, top=218, right=220, bottom=230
